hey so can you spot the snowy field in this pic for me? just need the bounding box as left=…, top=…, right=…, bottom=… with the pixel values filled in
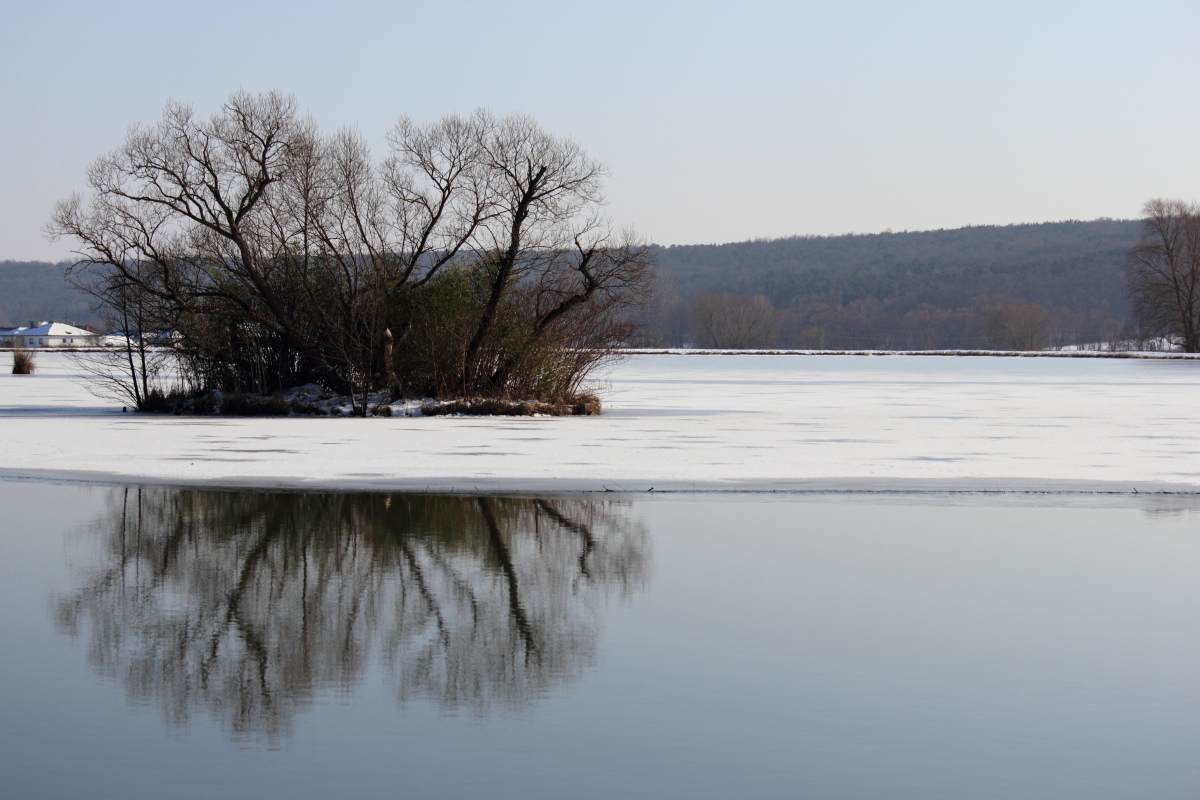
left=1, top=351, right=1199, bottom=493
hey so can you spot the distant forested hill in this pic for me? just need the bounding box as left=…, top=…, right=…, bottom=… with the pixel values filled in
left=642, top=219, right=1143, bottom=349
left=1, top=219, right=1145, bottom=348
left=655, top=219, right=1137, bottom=313
left=0, top=261, right=98, bottom=330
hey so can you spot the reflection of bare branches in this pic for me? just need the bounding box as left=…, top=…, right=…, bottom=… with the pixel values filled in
left=55, top=488, right=648, bottom=741
left=480, top=498, right=538, bottom=665
left=536, top=498, right=596, bottom=582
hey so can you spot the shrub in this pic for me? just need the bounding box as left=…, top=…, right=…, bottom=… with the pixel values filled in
left=389, top=268, right=482, bottom=399
left=187, top=392, right=219, bottom=415
left=11, top=348, right=35, bottom=375
left=288, top=399, right=329, bottom=416
left=220, top=393, right=291, bottom=417
left=133, top=389, right=224, bottom=415
left=138, top=389, right=176, bottom=413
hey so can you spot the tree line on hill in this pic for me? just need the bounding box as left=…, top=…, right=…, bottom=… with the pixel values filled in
left=3, top=216, right=1162, bottom=356
left=0, top=260, right=99, bottom=330
left=629, top=218, right=1146, bottom=350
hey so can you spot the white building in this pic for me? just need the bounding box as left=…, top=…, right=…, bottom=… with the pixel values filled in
left=0, top=326, right=27, bottom=345
left=101, top=331, right=136, bottom=348
left=4, top=322, right=97, bottom=348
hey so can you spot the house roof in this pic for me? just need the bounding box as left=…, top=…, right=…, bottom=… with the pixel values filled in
left=20, top=322, right=95, bottom=337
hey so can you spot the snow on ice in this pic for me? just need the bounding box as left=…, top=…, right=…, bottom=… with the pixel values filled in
left=1, top=351, right=1199, bottom=493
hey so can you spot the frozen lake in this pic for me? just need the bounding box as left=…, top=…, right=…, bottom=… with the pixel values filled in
left=3, top=479, right=1199, bottom=799
left=2, top=351, right=1200, bottom=492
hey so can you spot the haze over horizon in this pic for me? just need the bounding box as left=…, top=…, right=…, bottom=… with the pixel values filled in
left=3, top=0, right=1197, bottom=261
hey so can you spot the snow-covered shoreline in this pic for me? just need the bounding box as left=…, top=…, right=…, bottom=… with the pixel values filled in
left=5, top=346, right=1197, bottom=359
left=2, top=352, right=1199, bottom=494
left=619, top=348, right=1199, bottom=358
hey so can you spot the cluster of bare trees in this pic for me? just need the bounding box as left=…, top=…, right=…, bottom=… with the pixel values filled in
left=692, top=293, right=780, bottom=348
left=55, top=487, right=648, bottom=739
left=1127, top=199, right=1200, bottom=352
left=49, top=92, right=653, bottom=410
left=662, top=201, right=1200, bottom=353
left=635, top=292, right=1122, bottom=351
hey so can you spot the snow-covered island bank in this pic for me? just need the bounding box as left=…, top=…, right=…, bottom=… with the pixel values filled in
left=2, top=352, right=1198, bottom=494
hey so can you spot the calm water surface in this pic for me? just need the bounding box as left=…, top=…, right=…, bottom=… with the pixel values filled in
left=1, top=478, right=1198, bottom=799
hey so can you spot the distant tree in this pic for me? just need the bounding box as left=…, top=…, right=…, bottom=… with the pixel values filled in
left=900, top=304, right=974, bottom=350
left=66, top=258, right=173, bottom=407
left=986, top=301, right=1053, bottom=350
left=1127, top=199, right=1200, bottom=352
left=693, top=293, right=779, bottom=348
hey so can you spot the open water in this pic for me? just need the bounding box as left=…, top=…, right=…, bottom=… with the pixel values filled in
left=2, top=478, right=1198, bottom=799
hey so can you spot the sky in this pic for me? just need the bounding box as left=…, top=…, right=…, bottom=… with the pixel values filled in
left=2, top=0, right=1198, bottom=261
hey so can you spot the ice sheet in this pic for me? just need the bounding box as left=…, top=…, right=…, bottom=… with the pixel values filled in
left=1, top=352, right=1198, bottom=493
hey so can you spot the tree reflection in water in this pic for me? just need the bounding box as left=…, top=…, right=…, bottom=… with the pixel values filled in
left=55, top=488, right=649, bottom=740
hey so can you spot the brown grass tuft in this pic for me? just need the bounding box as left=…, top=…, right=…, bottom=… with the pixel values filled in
left=572, top=393, right=602, bottom=415
left=11, top=348, right=36, bottom=375
left=422, top=394, right=602, bottom=417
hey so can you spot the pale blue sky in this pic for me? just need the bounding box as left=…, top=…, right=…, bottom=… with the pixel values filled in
left=3, top=0, right=1198, bottom=260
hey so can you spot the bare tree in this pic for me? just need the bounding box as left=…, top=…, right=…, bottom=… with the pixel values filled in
left=487, top=225, right=653, bottom=393
left=693, top=293, right=779, bottom=348
left=48, top=91, right=326, bottom=396
left=68, top=260, right=176, bottom=406
left=1128, top=198, right=1200, bottom=352
left=462, top=115, right=607, bottom=392
left=986, top=301, right=1053, bottom=351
